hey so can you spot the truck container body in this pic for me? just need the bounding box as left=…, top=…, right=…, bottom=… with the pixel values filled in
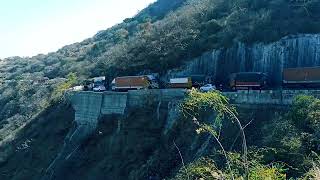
left=229, top=72, right=268, bottom=90
left=189, top=75, right=207, bottom=88
left=168, top=77, right=192, bottom=89
left=112, top=76, right=151, bottom=91
left=283, top=67, right=320, bottom=88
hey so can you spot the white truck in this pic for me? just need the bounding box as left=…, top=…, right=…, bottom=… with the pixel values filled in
left=93, top=76, right=107, bottom=92
left=168, top=77, right=192, bottom=89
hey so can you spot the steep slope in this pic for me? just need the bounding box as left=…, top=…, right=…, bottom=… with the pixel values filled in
left=0, top=92, right=288, bottom=179
left=0, top=0, right=320, bottom=179
left=1, top=1, right=320, bottom=136
left=0, top=0, right=186, bottom=148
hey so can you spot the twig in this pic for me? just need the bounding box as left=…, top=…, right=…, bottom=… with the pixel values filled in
left=229, top=118, right=253, bottom=151
left=225, top=108, right=249, bottom=179
left=193, top=119, right=235, bottom=180
left=173, top=140, right=190, bottom=180
left=212, top=135, right=235, bottom=180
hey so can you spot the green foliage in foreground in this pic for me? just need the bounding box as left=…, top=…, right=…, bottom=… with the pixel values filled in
left=180, top=89, right=248, bottom=179
left=52, top=72, right=78, bottom=103
left=301, top=153, right=320, bottom=179
left=172, top=152, right=286, bottom=180
left=180, top=89, right=237, bottom=129
left=262, top=95, right=320, bottom=177
left=289, top=95, right=320, bottom=134
left=172, top=158, right=223, bottom=180
left=177, top=92, right=320, bottom=179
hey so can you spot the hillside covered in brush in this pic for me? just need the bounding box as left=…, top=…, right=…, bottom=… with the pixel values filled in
left=0, top=0, right=320, bottom=179
left=1, top=0, right=319, bottom=127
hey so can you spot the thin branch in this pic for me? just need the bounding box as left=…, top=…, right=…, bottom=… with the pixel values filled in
left=173, top=140, right=190, bottom=180
left=195, top=121, right=235, bottom=180
left=225, top=108, right=248, bottom=179
left=212, top=134, right=235, bottom=180
left=229, top=118, right=253, bottom=151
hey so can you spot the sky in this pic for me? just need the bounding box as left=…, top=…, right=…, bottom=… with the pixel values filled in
left=0, top=0, right=156, bottom=59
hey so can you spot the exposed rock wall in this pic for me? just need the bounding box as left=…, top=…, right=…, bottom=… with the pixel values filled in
left=167, top=34, right=320, bottom=86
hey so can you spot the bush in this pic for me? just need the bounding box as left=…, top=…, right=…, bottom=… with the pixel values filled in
left=301, top=153, right=320, bottom=180
left=172, top=152, right=287, bottom=180
left=172, top=158, right=223, bottom=180
left=51, top=72, right=78, bottom=103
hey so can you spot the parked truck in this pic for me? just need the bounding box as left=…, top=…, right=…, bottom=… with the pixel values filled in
left=111, top=75, right=158, bottom=91
left=92, top=76, right=107, bottom=92
left=229, top=72, right=268, bottom=90
left=283, top=67, right=320, bottom=88
left=168, top=77, right=192, bottom=89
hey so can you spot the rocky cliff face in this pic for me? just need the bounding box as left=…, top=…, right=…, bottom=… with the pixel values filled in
left=167, top=34, right=320, bottom=86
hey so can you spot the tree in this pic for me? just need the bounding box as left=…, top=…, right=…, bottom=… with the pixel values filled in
left=180, top=89, right=248, bottom=179
left=52, top=72, right=78, bottom=103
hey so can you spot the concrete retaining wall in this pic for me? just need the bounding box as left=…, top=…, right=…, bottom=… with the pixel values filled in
left=101, top=92, right=128, bottom=114
left=71, top=92, right=103, bottom=127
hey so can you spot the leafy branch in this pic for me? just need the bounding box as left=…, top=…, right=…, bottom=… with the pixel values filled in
left=180, top=89, right=248, bottom=179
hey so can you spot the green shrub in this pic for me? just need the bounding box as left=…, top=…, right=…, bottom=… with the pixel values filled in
left=51, top=72, right=78, bottom=103
left=172, top=158, right=223, bottom=180
left=301, top=153, right=320, bottom=180
left=248, top=163, right=286, bottom=180
left=288, top=95, right=317, bottom=129
left=172, top=152, right=287, bottom=180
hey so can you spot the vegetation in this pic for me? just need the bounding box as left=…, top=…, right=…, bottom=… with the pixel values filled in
left=0, top=0, right=320, bottom=179
left=175, top=91, right=320, bottom=179
left=1, top=0, right=319, bottom=138
left=52, top=72, right=79, bottom=102
left=172, top=153, right=287, bottom=180
left=180, top=89, right=248, bottom=179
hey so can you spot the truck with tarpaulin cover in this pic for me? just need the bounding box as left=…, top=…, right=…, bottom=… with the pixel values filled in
left=111, top=75, right=159, bottom=91
left=283, top=67, right=320, bottom=88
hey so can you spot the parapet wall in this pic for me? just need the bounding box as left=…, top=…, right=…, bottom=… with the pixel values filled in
left=223, top=90, right=320, bottom=105
left=70, top=89, right=320, bottom=126
left=127, top=89, right=187, bottom=108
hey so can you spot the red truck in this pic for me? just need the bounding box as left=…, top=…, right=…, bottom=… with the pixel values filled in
left=283, top=67, right=320, bottom=88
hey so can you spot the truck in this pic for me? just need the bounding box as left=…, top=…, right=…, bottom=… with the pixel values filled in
left=283, top=67, right=320, bottom=88
left=111, top=75, right=158, bottom=91
left=168, top=77, right=192, bottom=89
left=229, top=72, right=268, bottom=90
left=92, top=76, right=107, bottom=92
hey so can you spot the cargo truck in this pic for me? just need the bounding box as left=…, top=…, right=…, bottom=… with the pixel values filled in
left=283, top=67, right=320, bottom=88
left=111, top=75, right=158, bottom=91
left=92, top=76, right=107, bottom=92
left=168, top=77, right=192, bottom=89
left=229, top=72, right=268, bottom=90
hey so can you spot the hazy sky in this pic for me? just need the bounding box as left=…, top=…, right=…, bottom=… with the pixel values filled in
left=0, top=0, right=155, bottom=59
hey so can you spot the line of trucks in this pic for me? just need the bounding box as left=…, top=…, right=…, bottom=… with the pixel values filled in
left=85, top=75, right=196, bottom=92
left=78, top=66, right=320, bottom=92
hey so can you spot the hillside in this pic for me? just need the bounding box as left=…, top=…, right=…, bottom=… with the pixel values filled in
left=0, top=0, right=320, bottom=179
left=1, top=0, right=319, bottom=128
